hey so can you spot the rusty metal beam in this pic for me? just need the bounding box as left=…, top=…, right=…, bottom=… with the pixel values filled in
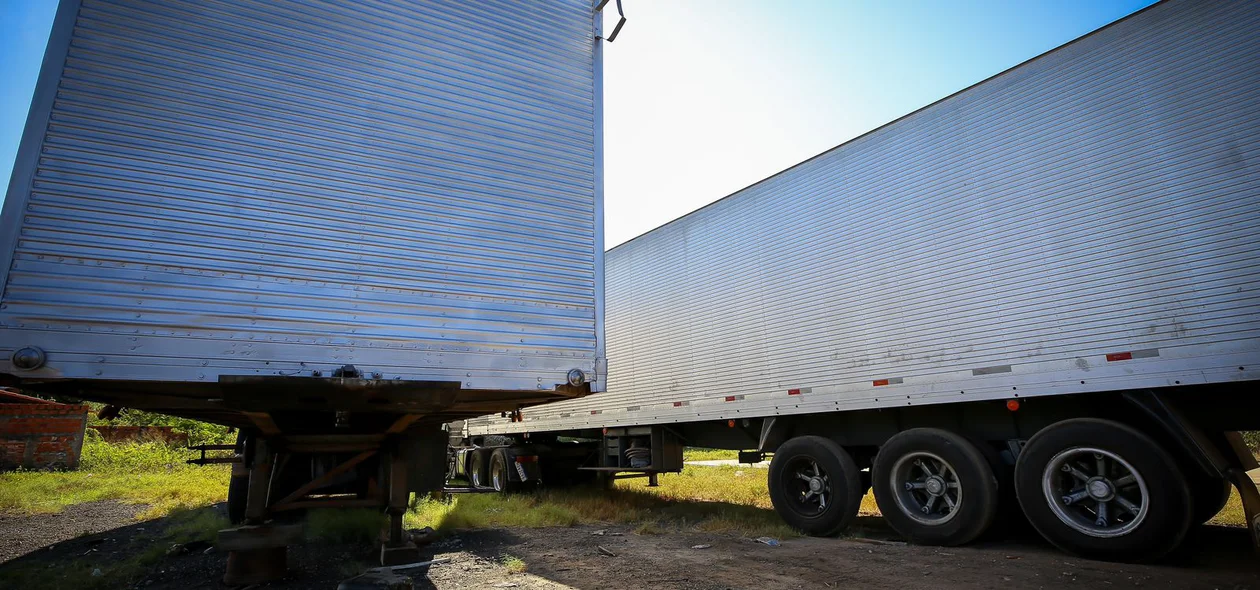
left=386, top=414, right=422, bottom=434
left=271, top=449, right=377, bottom=510
left=269, top=498, right=382, bottom=512
left=244, top=439, right=273, bottom=523
left=242, top=411, right=281, bottom=436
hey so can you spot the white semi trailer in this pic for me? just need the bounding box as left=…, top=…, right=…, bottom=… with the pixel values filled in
left=457, top=0, right=1260, bottom=562
left=0, top=0, right=620, bottom=581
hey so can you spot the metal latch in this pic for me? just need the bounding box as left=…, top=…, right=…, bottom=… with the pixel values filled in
left=596, top=0, right=627, bottom=42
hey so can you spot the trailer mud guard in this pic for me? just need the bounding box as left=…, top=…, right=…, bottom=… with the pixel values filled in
left=758, top=417, right=795, bottom=453
left=1123, top=390, right=1260, bottom=555
left=1121, top=390, right=1232, bottom=478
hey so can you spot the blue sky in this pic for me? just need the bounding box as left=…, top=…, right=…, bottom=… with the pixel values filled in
left=1, top=0, right=1155, bottom=246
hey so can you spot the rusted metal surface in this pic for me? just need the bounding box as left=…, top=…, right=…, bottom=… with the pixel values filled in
left=269, top=497, right=382, bottom=512
left=271, top=449, right=378, bottom=510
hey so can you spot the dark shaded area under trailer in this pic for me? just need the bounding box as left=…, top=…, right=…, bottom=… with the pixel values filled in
left=459, top=384, right=1260, bottom=562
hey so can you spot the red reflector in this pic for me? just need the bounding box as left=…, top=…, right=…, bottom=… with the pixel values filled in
left=1106, top=352, right=1133, bottom=362
left=1006, top=399, right=1020, bottom=412
left=727, top=420, right=736, bottom=428
left=673, top=401, right=683, bottom=407
left=787, top=389, right=801, bottom=395
left=725, top=395, right=736, bottom=402
left=602, top=428, right=608, bottom=435
left=514, top=455, right=538, bottom=463
left=591, top=410, right=598, bottom=415
left=872, top=379, right=889, bottom=387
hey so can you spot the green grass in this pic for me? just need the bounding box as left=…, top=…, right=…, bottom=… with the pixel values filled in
left=0, top=438, right=230, bottom=519
left=682, top=448, right=741, bottom=462
left=407, top=466, right=800, bottom=539
left=1208, top=487, right=1247, bottom=528
left=306, top=508, right=387, bottom=544
left=500, top=554, right=527, bottom=573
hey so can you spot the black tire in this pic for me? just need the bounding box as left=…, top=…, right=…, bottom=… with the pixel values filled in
left=469, top=450, right=490, bottom=489
left=872, top=428, right=999, bottom=546
left=968, top=437, right=1028, bottom=539
left=489, top=448, right=519, bottom=493
left=768, top=436, right=863, bottom=536
left=1014, top=418, right=1192, bottom=562
left=227, top=432, right=249, bottom=524
left=1189, top=475, right=1231, bottom=525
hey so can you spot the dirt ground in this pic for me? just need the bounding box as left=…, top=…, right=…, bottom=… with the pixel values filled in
left=0, top=504, right=1256, bottom=589
left=0, top=501, right=144, bottom=563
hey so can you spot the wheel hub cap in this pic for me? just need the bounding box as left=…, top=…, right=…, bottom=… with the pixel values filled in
left=925, top=476, right=946, bottom=496
left=1086, top=477, right=1113, bottom=501
left=808, top=478, right=824, bottom=493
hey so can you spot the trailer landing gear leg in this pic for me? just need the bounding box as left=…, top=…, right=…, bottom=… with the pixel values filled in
left=381, top=450, right=421, bottom=566
left=1223, top=432, right=1260, bottom=555
left=220, top=439, right=300, bottom=585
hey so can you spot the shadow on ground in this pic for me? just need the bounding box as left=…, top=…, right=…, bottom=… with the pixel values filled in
left=0, top=500, right=1256, bottom=590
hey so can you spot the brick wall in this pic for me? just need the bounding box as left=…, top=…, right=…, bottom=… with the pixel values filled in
left=0, top=403, right=89, bottom=470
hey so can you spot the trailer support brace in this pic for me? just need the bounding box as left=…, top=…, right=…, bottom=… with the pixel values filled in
left=381, top=450, right=421, bottom=566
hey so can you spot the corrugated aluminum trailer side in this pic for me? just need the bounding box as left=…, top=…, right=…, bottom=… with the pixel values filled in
left=460, top=0, right=1260, bottom=564
left=0, top=0, right=613, bottom=576
left=0, top=0, right=605, bottom=420
left=471, top=0, right=1259, bottom=435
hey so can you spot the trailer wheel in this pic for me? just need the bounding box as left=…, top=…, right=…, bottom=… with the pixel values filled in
left=1014, top=418, right=1192, bottom=561
left=872, top=429, right=999, bottom=546
left=490, top=448, right=519, bottom=494
left=1189, top=475, right=1232, bottom=525
left=469, top=450, right=490, bottom=489
left=768, top=436, right=863, bottom=536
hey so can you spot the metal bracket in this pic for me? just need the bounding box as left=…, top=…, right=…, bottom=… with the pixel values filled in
left=595, top=0, right=627, bottom=42
left=332, top=364, right=362, bottom=378
left=187, top=443, right=239, bottom=466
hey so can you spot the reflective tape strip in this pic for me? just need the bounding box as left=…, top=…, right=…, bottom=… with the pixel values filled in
left=1106, top=349, right=1159, bottom=362
left=972, top=365, right=1013, bottom=376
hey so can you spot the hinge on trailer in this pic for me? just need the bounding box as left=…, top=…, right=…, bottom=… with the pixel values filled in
left=595, top=0, right=627, bottom=42
left=332, top=364, right=361, bottom=378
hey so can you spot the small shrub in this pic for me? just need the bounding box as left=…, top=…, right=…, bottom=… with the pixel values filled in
left=500, top=554, right=527, bottom=573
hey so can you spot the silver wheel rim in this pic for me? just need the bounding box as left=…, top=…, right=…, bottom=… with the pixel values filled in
left=492, top=464, right=503, bottom=491
left=889, top=452, right=962, bottom=525
left=1041, top=447, right=1149, bottom=538
left=780, top=455, right=832, bottom=517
